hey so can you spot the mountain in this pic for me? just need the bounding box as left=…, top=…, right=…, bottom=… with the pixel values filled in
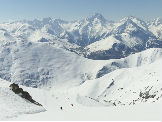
left=148, top=18, right=162, bottom=40
left=85, top=16, right=161, bottom=59
left=76, top=52, right=162, bottom=106
left=60, top=13, right=113, bottom=46
left=0, top=13, right=161, bottom=86
left=0, top=14, right=162, bottom=86
left=0, top=13, right=162, bottom=120
left=0, top=14, right=161, bottom=60
left=0, top=38, right=109, bottom=87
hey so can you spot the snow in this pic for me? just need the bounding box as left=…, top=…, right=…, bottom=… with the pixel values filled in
left=0, top=79, right=45, bottom=120
left=13, top=101, right=162, bottom=121
left=0, top=14, right=161, bottom=53
left=86, top=35, right=120, bottom=52
left=8, top=55, right=162, bottom=120
left=76, top=57, right=162, bottom=105
left=120, top=16, right=148, bottom=31
left=148, top=18, right=162, bottom=40
left=0, top=48, right=161, bottom=120
left=0, top=14, right=161, bottom=120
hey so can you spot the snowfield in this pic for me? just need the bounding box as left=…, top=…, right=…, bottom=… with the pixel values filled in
left=0, top=14, right=162, bottom=120
left=10, top=57, right=162, bottom=120
left=13, top=101, right=162, bottom=121
left=76, top=56, right=162, bottom=106
left=86, top=35, right=120, bottom=53
left=1, top=48, right=162, bottom=120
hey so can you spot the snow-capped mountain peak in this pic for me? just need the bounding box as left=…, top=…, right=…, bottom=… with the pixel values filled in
left=118, top=16, right=148, bottom=31
left=85, top=13, right=107, bottom=23
left=0, top=13, right=161, bottom=58
left=150, top=18, right=162, bottom=26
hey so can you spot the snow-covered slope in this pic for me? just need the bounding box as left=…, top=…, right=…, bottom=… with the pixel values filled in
left=13, top=101, right=162, bottom=121
left=75, top=57, right=162, bottom=106
left=85, top=16, right=161, bottom=59
left=0, top=79, right=45, bottom=120
left=148, top=18, right=162, bottom=40
left=0, top=31, right=161, bottom=88
left=0, top=47, right=161, bottom=120
left=18, top=48, right=162, bottom=107
left=60, top=13, right=113, bottom=46
left=96, top=48, right=162, bottom=78
left=0, top=39, right=109, bottom=87
left=86, top=35, right=120, bottom=53
left=6, top=49, right=162, bottom=120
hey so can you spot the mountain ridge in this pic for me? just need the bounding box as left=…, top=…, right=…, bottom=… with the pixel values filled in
left=0, top=13, right=161, bottom=60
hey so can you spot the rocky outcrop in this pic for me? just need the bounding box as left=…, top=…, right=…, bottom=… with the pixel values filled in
left=9, top=83, right=42, bottom=106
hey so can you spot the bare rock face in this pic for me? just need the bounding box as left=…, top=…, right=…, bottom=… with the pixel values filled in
left=9, top=83, right=42, bottom=106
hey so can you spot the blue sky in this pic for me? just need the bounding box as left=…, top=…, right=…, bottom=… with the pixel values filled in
left=0, top=0, right=161, bottom=22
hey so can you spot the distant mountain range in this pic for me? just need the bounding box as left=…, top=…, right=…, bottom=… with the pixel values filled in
left=0, top=13, right=161, bottom=87
left=0, top=13, right=161, bottom=60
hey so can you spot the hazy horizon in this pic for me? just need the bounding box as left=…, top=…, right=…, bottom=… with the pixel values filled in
left=0, top=13, right=161, bottom=24
left=0, top=0, right=161, bottom=23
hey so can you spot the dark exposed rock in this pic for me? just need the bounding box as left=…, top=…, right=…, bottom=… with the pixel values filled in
left=9, top=83, right=42, bottom=106
left=9, top=83, right=19, bottom=91
left=14, top=88, right=23, bottom=94
left=139, top=87, right=156, bottom=100
left=21, top=91, right=32, bottom=100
